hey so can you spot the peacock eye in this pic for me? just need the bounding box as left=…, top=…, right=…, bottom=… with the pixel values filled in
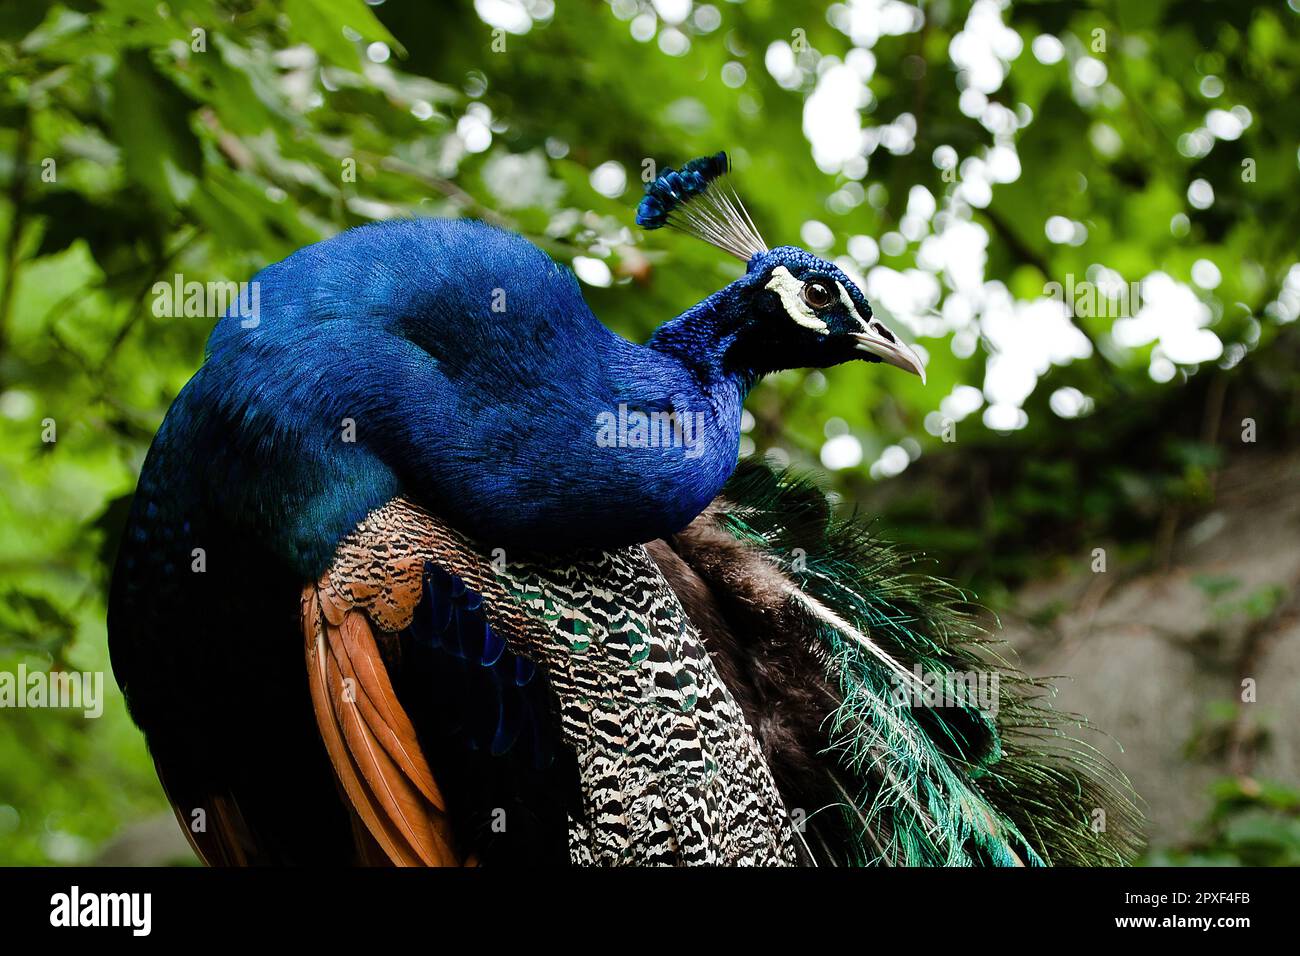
left=801, top=280, right=835, bottom=310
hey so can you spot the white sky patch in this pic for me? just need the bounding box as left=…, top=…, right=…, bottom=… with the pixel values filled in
left=906, top=184, right=937, bottom=221
left=940, top=384, right=984, bottom=422
left=900, top=214, right=927, bottom=243
left=869, top=443, right=910, bottom=479
left=917, top=218, right=988, bottom=300
left=954, top=156, right=993, bottom=207
left=804, top=63, right=870, bottom=172
left=658, top=27, right=690, bottom=56
left=651, top=0, right=692, bottom=23
left=589, top=161, right=627, bottom=198
left=983, top=404, right=1028, bottom=431
left=872, top=112, right=917, bottom=156
left=482, top=151, right=563, bottom=210
left=985, top=145, right=1021, bottom=183
left=474, top=0, right=533, bottom=34
left=959, top=87, right=988, bottom=118
left=980, top=101, right=1019, bottom=136
left=830, top=0, right=924, bottom=49
left=951, top=330, right=978, bottom=359
left=983, top=353, right=1035, bottom=406
left=1088, top=264, right=1127, bottom=298
left=821, top=433, right=864, bottom=470
left=949, top=0, right=1022, bottom=94
left=572, top=256, right=612, bottom=287
left=1074, top=57, right=1107, bottom=88
left=457, top=104, right=493, bottom=153
left=1206, top=108, right=1244, bottom=140
left=943, top=294, right=976, bottom=330
left=765, top=41, right=801, bottom=89
left=847, top=47, right=877, bottom=82
left=980, top=291, right=1093, bottom=407
left=0, top=389, right=36, bottom=419
left=1264, top=263, right=1300, bottom=323
left=1149, top=355, right=1177, bottom=383
left=864, top=266, right=940, bottom=336
left=1045, top=215, right=1072, bottom=244
left=1112, top=272, right=1222, bottom=367
left=693, top=4, right=721, bottom=32
left=630, top=12, right=656, bottom=42
left=1191, top=258, right=1222, bottom=290
left=1188, top=178, right=1215, bottom=209
left=1178, top=127, right=1214, bottom=159
left=848, top=234, right=880, bottom=267
left=800, top=219, right=835, bottom=251
left=1031, top=34, right=1064, bottom=65
left=1092, top=123, right=1123, bottom=158
left=1050, top=386, right=1094, bottom=418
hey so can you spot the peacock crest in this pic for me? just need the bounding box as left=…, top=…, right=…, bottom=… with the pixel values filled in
left=637, top=151, right=769, bottom=262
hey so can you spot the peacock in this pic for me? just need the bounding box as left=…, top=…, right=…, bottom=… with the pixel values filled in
left=108, top=152, right=1140, bottom=866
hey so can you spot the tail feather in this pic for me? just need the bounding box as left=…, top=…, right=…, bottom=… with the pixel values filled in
left=660, top=459, right=1143, bottom=866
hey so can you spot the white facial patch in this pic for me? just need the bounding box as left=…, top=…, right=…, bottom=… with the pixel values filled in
left=836, top=280, right=870, bottom=332
left=764, top=266, right=829, bottom=333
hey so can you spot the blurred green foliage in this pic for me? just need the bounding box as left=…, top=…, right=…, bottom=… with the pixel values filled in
left=1144, top=778, right=1300, bottom=867
left=0, top=0, right=1297, bottom=864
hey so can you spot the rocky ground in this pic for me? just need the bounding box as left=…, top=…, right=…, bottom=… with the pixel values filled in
left=999, top=451, right=1300, bottom=848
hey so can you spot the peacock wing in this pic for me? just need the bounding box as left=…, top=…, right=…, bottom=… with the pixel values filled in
left=315, top=497, right=800, bottom=866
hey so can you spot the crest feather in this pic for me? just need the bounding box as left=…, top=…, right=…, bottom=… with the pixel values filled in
left=636, top=151, right=768, bottom=262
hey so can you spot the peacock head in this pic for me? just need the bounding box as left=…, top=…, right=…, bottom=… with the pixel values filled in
left=638, top=152, right=925, bottom=383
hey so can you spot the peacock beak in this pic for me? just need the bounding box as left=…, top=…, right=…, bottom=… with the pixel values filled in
left=850, top=324, right=927, bottom=384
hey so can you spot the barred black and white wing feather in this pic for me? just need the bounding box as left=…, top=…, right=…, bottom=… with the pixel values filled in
left=310, top=496, right=798, bottom=865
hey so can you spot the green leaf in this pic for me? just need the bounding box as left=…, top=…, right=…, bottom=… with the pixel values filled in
left=281, top=0, right=401, bottom=69
left=109, top=51, right=202, bottom=207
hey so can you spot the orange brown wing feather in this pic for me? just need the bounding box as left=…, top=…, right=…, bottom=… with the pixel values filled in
left=302, top=578, right=462, bottom=866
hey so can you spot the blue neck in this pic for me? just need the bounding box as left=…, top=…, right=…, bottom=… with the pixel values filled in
left=646, top=277, right=764, bottom=395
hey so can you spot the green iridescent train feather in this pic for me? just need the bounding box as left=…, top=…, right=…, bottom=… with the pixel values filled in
left=715, top=461, right=1144, bottom=866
